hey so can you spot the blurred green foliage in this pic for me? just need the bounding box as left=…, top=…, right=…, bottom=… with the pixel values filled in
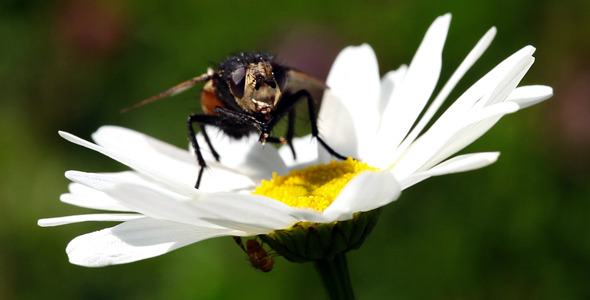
left=1, top=0, right=589, bottom=299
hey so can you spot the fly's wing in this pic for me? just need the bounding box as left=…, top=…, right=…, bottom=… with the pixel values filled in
left=121, top=70, right=213, bottom=112
left=285, top=69, right=328, bottom=102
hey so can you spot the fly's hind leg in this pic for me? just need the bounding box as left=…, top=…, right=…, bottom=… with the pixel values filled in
left=285, top=109, right=296, bottom=159
left=187, top=115, right=208, bottom=189
left=293, top=90, right=348, bottom=160
left=199, top=124, right=220, bottom=161
left=187, top=114, right=227, bottom=189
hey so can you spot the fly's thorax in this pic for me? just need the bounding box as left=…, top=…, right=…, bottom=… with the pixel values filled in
left=200, top=80, right=223, bottom=116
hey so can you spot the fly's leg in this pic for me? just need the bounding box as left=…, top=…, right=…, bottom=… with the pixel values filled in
left=295, top=90, right=347, bottom=160
left=199, top=124, right=220, bottom=161
left=285, top=109, right=296, bottom=159
left=187, top=115, right=208, bottom=189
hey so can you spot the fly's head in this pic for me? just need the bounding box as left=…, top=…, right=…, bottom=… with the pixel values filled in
left=228, top=61, right=287, bottom=119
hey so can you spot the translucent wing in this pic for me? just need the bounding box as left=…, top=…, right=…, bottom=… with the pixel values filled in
left=121, top=71, right=212, bottom=112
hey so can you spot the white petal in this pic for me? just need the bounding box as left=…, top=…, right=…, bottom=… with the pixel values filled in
left=392, top=102, right=518, bottom=178
left=194, top=193, right=298, bottom=233
left=92, top=126, right=194, bottom=164
left=427, top=152, right=499, bottom=174
left=65, top=170, right=200, bottom=201
left=278, top=135, right=320, bottom=170
left=38, top=213, right=143, bottom=227
left=480, top=48, right=535, bottom=108
left=376, top=14, right=450, bottom=155
left=390, top=45, right=538, bottom=177
left=323, top=44, right=382, bottom=157
left=61, top=182, right=129, bottom=211
left=507, top=85, right=553, bottom=108
left=107, top=182, right=298, bottom=234
left=195, top=127, right=287, bottom=184
left=63, top=127, right=256, bottom=193
left=100, top=182, right=222, bottom=228
left=65, top=171, right=152, bottom=194
left=399, top=152, right=499, bottom=189
left=421, top=102, right=518, bottom=171
left=325, top=44, right=380, bottom=103
left=415, top=63, right=535, bottom=172
left=62, top=173, right=224, bottom=228
left=66, top=217, right=237, bottom=267
left=195, top=161, right=257, bottom=193
left=363, top=66, right=408, bottom=166
left=59, top=130, right=198, bottom=192
left=92, top=126, right=201, bottom=187
left=317, top=90, right=359, bottom=161
left=378, top=65, right=408, bottom=114
left=322, top=171, right=401, bottom=221
left=387, top=27, right=497, bottom=164
left=438, top=46, right=536, bottom=122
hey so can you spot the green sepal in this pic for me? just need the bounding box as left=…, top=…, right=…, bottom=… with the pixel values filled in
left=260, top=209, right=382, bottom=263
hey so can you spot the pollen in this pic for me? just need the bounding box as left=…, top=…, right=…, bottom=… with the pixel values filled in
left=253, top=158, right=378, bottom=211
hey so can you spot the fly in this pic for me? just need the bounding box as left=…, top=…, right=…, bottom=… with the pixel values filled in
left=125, top=52, right=346, bottom=188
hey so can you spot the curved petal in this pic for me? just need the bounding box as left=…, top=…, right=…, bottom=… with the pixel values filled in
left=278, top=135, right=320, bottom=170
left=195, top=127, right=288, bottom=184
left=398, top=152, right=499, bottom=189
left=322, top=44, right=382, bottom=157
left=93, top=126, right=194, bottom=164
left=378, top=65, right=408, bottom=114
left=424, top=102, right=517, bottom=169
left=66, top=217, right=238, bottom=267
left=59, top=130, right=198, bottom=192
left=194, top=161, right=257, bottom=193
left=389, top=46, right=537, bottom=177
left=317, top=89, right=358, bottom=162
left=392, top=101, right=518, bottom=178
left=62, top=182, right=129, bottom=211
left=38, top=213, right=143, bottom=227
left=376, top=14, right=450, bottom=155
left=480, top=48, right=536, bottom=108
left=99, top=182, right=225, bottom=228
left=194, top=193, right=299, bottom=233
left=425, top=152, right=500, bottom=174
left=65, top=170, right=196, bottom=200
left=507, top=85, right=553, bottom=108
left=385, top=27, right=497, bottom=165
left=65, top=170, right=153, bottom=192
left=322, top=171, right=401, bottom=221
left=92, top=126, right=200, bottom=188
left=363, top=66, right=408, bottom=166
left=437, top=46, right=536, bottom=121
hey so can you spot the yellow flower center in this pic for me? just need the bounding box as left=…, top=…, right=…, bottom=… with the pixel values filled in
left=252, top=158, right=378, bottom=211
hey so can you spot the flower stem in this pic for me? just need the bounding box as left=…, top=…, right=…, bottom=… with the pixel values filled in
left=314, top=253, right=355, bottom=300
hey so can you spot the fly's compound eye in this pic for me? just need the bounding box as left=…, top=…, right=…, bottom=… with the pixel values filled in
left=229, top=67, right=246, bottom=98
left=271, top=63, right=287, bottom=91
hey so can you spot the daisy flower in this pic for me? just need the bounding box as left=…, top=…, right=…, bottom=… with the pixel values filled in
left=39, top=125, right=396, bottom=268
left=39, top=13, right=551, bottom=277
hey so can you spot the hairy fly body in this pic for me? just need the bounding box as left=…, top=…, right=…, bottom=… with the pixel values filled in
left=127, top=52, right=346, bottom=188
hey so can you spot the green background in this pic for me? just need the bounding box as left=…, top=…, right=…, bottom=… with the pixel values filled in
left=2, top=0, right=589, bottom=299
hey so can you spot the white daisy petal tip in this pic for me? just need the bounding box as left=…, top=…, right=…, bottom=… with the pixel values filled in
left=38, top=214, right=142, bottom=227
left=508, top=85, right=553, bottom=109
left=58, top=130, right=81, bottom=144
left=439, top=12, right=452, bottom=23
left=65, top=217, right=236, bottom=267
